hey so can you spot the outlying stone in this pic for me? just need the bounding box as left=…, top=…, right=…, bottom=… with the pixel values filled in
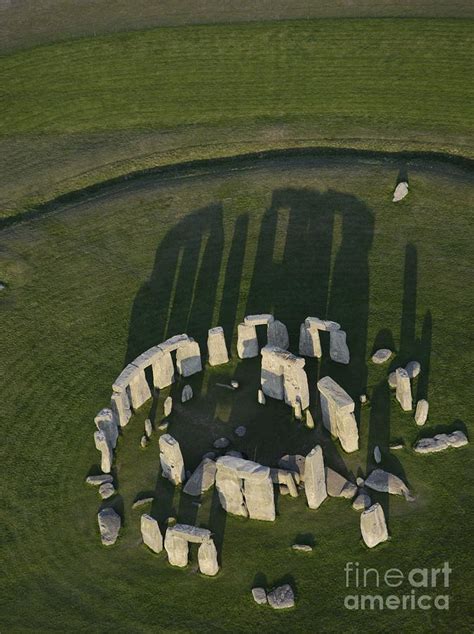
left=99, top=482, right=116, bottom=499
left=267, top=319, right=289, bottom=350
left=292, top=544, right=312, bottom=552
left=267, top=584, right=295, bottom=609
left=325, top=468, right=357, bottom=499
left=86, top=474, right=113, bottom=486
left=365, top=468, right=414, bottom=501
left=317, top=376, right=358, bottom=453
left=305, top=445, right=327, bottom=509
left=405, top=360, right=421, bottom=378
left=392, top=181, right=408, bottom=202
left=414, top=399, right=429, bottom=425
left=237, top=323, right=259, bottom=358
left=141, top=514, right=163, bottom=553
left=395, top=368, right=412, bottom=411
left=360, top=503, right=388, bottom=547
left=159, top=434, right=185, bottom=485
left=176, top=339, right=202, bottom=377
left=252, top=587, right=267, bottom=605
left=164, top=396, right=173, bottom=417
left=371, top=349, right=392, bottom=364
left=299, top=322, right=322, bottom=358
left=94, top=430, right=113, bottom=473
left=207, top=326, right=229, bottom=366
left=98, top=508, right=121, bottom=546
left=181, top=384, right=193, bottom=403
left=329, top=329, right=350, bottom=364
left=183, top=459, right=216, bottom=496
left=414, top=431, right=468, bottom=454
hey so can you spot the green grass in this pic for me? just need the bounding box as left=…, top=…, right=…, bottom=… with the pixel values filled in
left=1, top=19, right=473, bottom=218
left=1, top=154, right=473, bottom=632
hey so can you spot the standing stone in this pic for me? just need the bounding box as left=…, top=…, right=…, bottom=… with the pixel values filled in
left=267, top=320, right=289, bottom=350
left=198, top=540, right=219, bottom=576
left=371, top=349, right=392, bottom=364
left=405, top=361, right=421, bottom=378
left=95, top=408, right=119, bottom=449
left=294, top=401, right=302, bottom=420
left=261, top=346, right=309, bottom=410
left=304, top=446, right=327, bottom=510
left=114, top=364, right=152, bottom=411
left=388, top=371, right=398, bottom=389
left=183, top=459, right=217, bottom=496
left=176, top=339, right=202, bottom=377
left=352, top=491, right=371, bottom=511
left=207, top=327, right=229, bottom=366
left=98, top=508, right=121, bottom=546
left=299, top=322, right=322, bottom=358
left=414, top=399, right=429, bottom=425
left=395, top=368, right=412, bottom=411
left=267, top=584, right=295, bottom=609
left=145, top=418, right=153, bottom=438
left=257, top=389, right=266, bottom=405
left=278, top=454, right=305, bottom=482
left=159, top=434, right=185, bottom=486
left=392, top=181, right=409, bottom=202
left=111, top=390, right=132, bottom=428
left=305, top=409, right=315, bottom=429
left=181, top=384, right=193, bottom=403
left=365, top=468, right=414, bottom=500
left=215, top=461, right=247, bottom=517
left=164, top=396, right=173, bottom=417
left=152, top=350, right=175, bottom=389
left=94, top=430, right=113, bottom=473
left=317, top=376, right=358, bottom=453
left=329, top=329, right=350, bottom=364
left=244, top=474, right=275, bottom=521
left=140, top=435, right=148, bottom=448
left=252, top=588, right=267, bottom=605
left=141, top=514, right=163, bottom=553
left=270, top=469, right=298, bottom=497
left=360, top=503, right=389, bottom=548
left=237, top=323, right=259, bottom=359
left=164, top=530, right=189, bottom=567
left=374, top=446, right=382, bottom=464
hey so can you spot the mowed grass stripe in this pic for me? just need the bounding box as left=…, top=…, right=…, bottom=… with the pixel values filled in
left=1, top=20, right=472, bottom=135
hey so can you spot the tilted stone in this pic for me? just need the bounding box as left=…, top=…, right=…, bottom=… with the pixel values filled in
left=207, top=326, right=229, bottom=366
left=98, top=508, right=121, bottom=546
left=167, top=523, right=211, bottom=544
left=365, top=468, right=414, bottom=501
left=405, top=360, right=421, bottom=378
left=267, top=319, right=289, bottom=350
left=183, top=459, right=216, bottom=496
left=304, top=445, right=327, bottom=509
left=164, top=396, right=173, bottom=417
left=237, top=323, right=259, bottom=358
left=371, top=348, right=392, bottom=364
left=329, top=329, right=350, bottom=364
left=159, top=434, right=185, bottom=485
left=94, top=430, right=113, bottom=473
left=325, top=468, right=357, bottom=499
left=252, top=587, right=267, bottom=605
left=164, top=530, right=189, bottom=567
left=86, top=474, right=113, bottom=486
left=395, top=368, right=412, bottom=411
left=267, top=584, right=295, bottom=609
left=317, top=376, right=358, bottom=452
left=244, top=314, right=274, bottom=326
left=414, top=399, right=429, bottom=425
left=152, top=349, right=175, bottom=390
left=299, top=322, right=322, bottom=358
left=392, top=181, right=409, bottom=202
left=414, top=431, right=468, bottom=454
left=278, top=454, right=305, bottom=482
left=270, top=469, right=298, bottom=497
left=181, top=384, right=193, bottom=403
left=110, top=390, right=132, bottom=428
left=361, top=503, right=388, bottom=547
left=198, top=540, right=219, bottom=576
left=158, top=334, right=190, bottom=353
left=176, top=339, right=202, bottom=377
left=305, top=316, right=340, bottom=331
left=140, top=514, right=163, bottom=553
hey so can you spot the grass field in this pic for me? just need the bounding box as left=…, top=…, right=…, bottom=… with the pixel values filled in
left=1, top=154, right=473, bottom=632
left=1, top=18, right=473, bottom=218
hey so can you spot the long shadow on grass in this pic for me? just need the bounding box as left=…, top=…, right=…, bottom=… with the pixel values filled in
left=125, top=186, right=378, bottom=556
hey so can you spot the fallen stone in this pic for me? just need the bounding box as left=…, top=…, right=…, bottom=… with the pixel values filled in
left=132, top=497, right=154, bottom=509
left=237, top=323, right=259, bottom=359
left=292, top=544, right=312, bottom=552
left=374, top=446, right=382, bottom=464
left=183, top=459, right=217, bottom=496
left=252, top=587, right=267, bottom=605
left=352, top=491, right=371, bottom=511
left=159, top=434, right=185, bottom=485
left=226, top=450, right=243, bottom=458
left=141, top=514, right=163, bottom=553
left=395, top=368, right=412, bottom=411
left=305, top=409, right=315, bottom=429
left=164, top=396, right=173, bottom=417
left=365, top=468, right=414, bottom=501
left=329, top=329, right=350, bottom=364
left=164, top=529, right=189, bottom=567
left=267, top=319, right=289, bottom=350
left=144, top=418, right=153, bottom=438
left=207, top=326, right=229, bottom=366
left=305, top=445, right=327, bottom=510
left=86, top=474, right=113, bottom=486
left=414, top=431, right=468, bottom=454
left=98, top=508, right=121, bottom=546
left=414, top=399, right=429, bottom=425
left=372, top=348, right=392, bottom=364
left=181, top=385, right=193, bottom=403
left=267, top=584, right=295, bottom=609
left=361, top=503, right=389, bottom=547
left=258, top=389, right=266, bottom=405
left=405, top=360, right=421, bottom=378
left=99, top=482, right=116, bottom=499
left=392, top=181, right=409, bottom=202
left=325, top=468, right=357, bottom=499
left=234, top=426, right=246, bottom=438
left=198, top=540, right=219, bottom=576
left=213, top=437, right=230, bottom=449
